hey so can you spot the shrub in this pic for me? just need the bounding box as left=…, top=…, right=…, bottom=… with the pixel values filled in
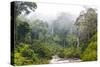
left=14, top=43, right=41, bottom=65
left=80, top=41, right=97, bottom=61
left=32, top=43, right=53, bottom=59
left=32, top=42, right=63, bottom=59
left=80, top=33, right=97, bottom=61
left=58, top=47, right=81, bottom=58
left=14, top=52, right=25, bottom=65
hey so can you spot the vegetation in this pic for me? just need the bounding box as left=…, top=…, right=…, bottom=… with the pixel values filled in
left=80, top=33, right=97, bottom=61
left=58, top=47, right=81, bottom=58
left=14, top=1, right=37, bottom=17
left=11, top=1, right=97, bottom=65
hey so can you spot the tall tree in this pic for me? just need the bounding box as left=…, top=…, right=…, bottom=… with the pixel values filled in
left=14, top=1, right=37, bottom=17
left=75, top=8, right=97, bottom=49
left=16, top=21, right=30, bottom=44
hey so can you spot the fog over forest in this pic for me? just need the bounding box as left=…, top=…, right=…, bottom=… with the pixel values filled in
left=12, top=1, right=97, bottom=65
left=26, top=3, right=85, bottom=23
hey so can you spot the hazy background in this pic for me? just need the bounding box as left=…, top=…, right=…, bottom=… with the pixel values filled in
left=0, top=0, right=99, bottom=67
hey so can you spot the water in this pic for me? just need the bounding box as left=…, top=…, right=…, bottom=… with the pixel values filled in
left=49, top=55, right=81, bottom=64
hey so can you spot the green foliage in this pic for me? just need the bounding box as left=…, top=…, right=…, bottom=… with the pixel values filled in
left=80, top=33, right=97, bottom=61
left=32, top=42, right=63, bottom=59
left=14, top=1, right=37, bottom=17
left=75, top=8, right=97, bottom=47
left=14, top=52, right=25, bottom=65
left=75, top=8, right=97, bottom=61
left=53, top=35, right=61, bottom=42
left=15, top=21, right=30, bottom=44
left=14, top=43, right=41, bottom=65
left=65, top=34, right=77, bottom=47
left=13, top=5, right=97, bottom=65
left=59, top=47, right=81, bottom=58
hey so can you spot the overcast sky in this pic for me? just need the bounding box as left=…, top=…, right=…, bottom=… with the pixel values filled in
left=26, top=2, right=95, bottom=23
left=36, top=2, right=85, bottom=16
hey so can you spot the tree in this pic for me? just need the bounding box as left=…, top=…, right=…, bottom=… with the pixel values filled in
left=80, top=33, right=97, bottom=61
left=52, top=12, right=74, bottom=47
left=14, top=43, right=40, bottom=65
left=30, top=20, right=48, bottom=43
left=75, top=8, right=97, bottom=50
left=14, top=1, right=37, bottom=17
left=16, top=21, right=30, bottom=44
left=14, top=1, right=37, bottom=44
left=58, top=47, right=81, bottom=58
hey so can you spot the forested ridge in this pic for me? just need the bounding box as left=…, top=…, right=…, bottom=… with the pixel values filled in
left=11, top=1, right=97, bottom=65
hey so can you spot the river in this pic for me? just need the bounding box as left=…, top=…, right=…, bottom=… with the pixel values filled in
left=49, top=55, right=81, bottom=64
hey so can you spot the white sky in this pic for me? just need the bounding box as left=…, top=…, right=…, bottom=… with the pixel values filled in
left=26, top=1, right=97, bottom=22
left=27, top=2, right=86, bottom=22
left=35, top=2, right=85, bottom=17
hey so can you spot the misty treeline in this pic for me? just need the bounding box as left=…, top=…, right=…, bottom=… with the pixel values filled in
left=11, top=1, right=97, bottom=65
